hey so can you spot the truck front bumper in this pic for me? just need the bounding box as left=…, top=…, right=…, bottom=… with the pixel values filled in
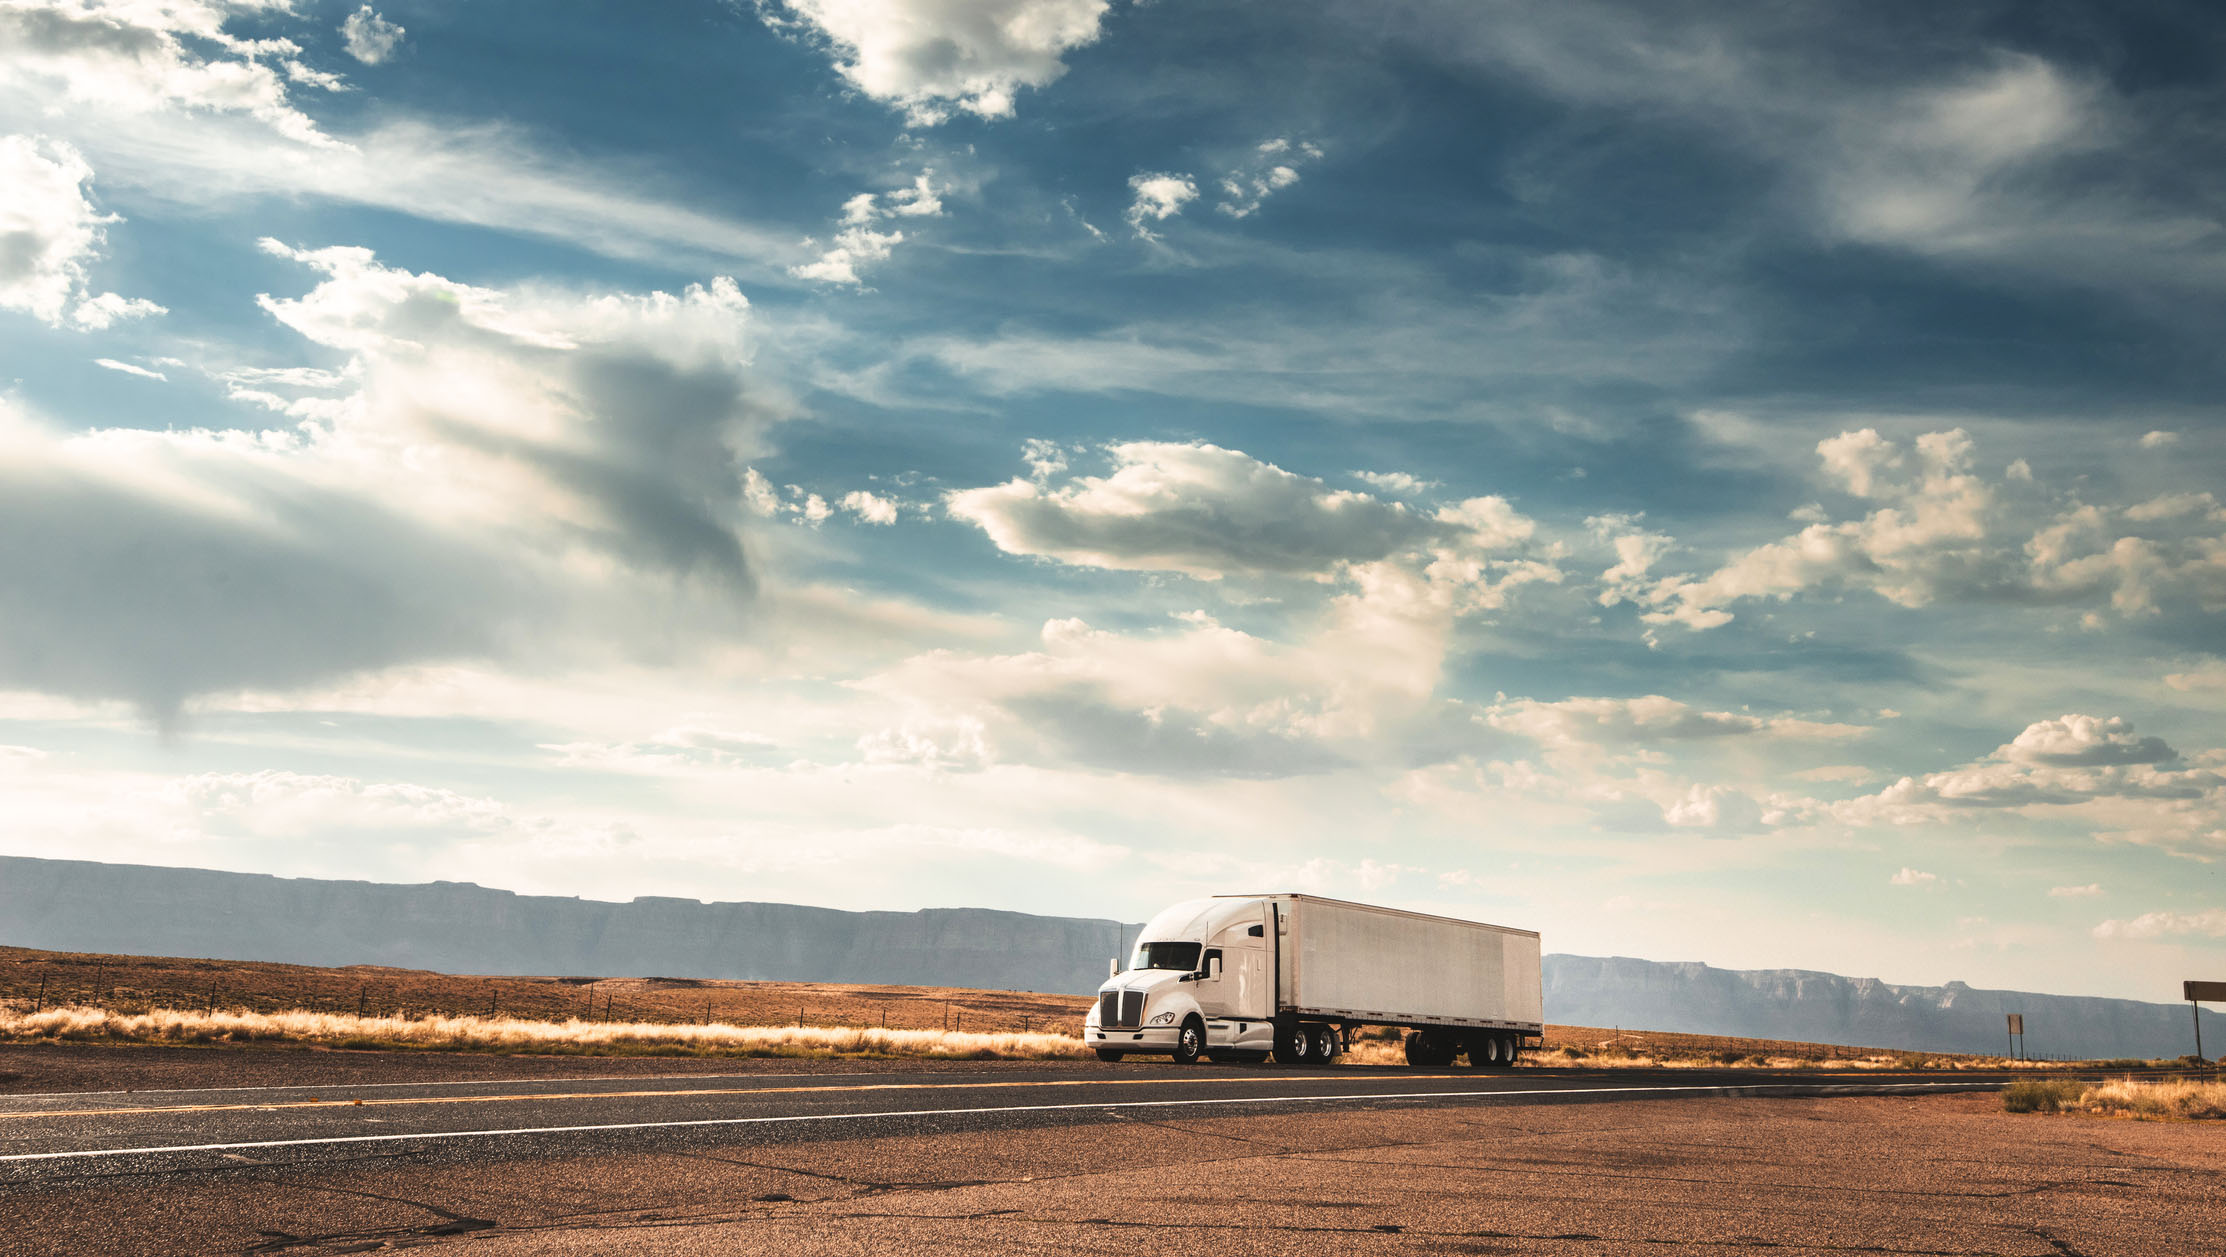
left=1087, top=1025, right=1183, bottom=1050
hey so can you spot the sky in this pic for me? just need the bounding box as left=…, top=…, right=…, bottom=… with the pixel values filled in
left=1, top=0, right=2223, bottom=1003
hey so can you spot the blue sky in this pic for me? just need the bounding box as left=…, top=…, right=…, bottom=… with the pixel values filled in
left=2, top=0, right=2223, bottom=1001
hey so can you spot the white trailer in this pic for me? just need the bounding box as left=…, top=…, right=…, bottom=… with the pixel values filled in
left=1084, top=893, right=1542, bottom=1068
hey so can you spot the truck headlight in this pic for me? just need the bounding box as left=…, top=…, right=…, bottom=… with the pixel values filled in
left=1148, top=1010, right=1176, bottom=1026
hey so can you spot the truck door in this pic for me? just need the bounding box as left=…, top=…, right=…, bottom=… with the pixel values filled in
left=1210, top=913, right=1271, bottom=1021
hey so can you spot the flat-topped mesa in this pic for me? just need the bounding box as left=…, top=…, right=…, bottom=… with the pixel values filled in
left=0, top=856, right=1141, bottom=996
left=1542, top=954, right=2219, bottom=1060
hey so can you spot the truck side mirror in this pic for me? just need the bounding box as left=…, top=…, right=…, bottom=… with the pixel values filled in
left=1108, top=957, right=1119, bottom=978
left=1208, top=955, right=1222, bottom=979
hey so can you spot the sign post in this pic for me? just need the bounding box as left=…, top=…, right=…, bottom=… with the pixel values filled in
left=2006, top=1013, right=2024, bottom=1061
left=2186, top=981, right=2226, bottom=1063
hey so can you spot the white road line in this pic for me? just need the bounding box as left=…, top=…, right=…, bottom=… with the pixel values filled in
left=0, top=1068, right=916, bottom=1102
left=0, top=1081, right=1993, bottom=1164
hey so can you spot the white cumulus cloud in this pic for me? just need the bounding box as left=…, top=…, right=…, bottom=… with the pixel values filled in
left=0, top=244, right=780, bottom=719
left=0, top=135, right=163, bottom=329
left=1835, top=714, right=2226, bottom=858
left=1217, top=137, right=1322, bottom=218
left=948, top=440, right=1429, bottom=579
left=761, top=0, right=1110, bottom=124
left=0, top=0, right=339, bottom=146
left=791, top=170, right=942, bottom=285
left=1612, top=428, right=2226, bottom=630
left=340, top=5, right=404, bottom=64
left=1124, top=172, right=1196, bottom=239
left=2093, top=909, right=2226, bottom=941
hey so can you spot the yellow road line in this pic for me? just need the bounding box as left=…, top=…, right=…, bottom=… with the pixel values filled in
left=0, top=1073, right=1478, bottom=1121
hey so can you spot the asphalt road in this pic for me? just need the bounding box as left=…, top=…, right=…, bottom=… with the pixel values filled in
left=0, top=1062, right=2206, bottom=1255
left=0, top=1063, right=2016, bottom=1175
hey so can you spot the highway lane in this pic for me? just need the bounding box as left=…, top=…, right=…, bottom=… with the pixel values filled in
left=1, top=1062, right=2210, bottom=1256
left=0, top=1062, right=2030, bottom=1177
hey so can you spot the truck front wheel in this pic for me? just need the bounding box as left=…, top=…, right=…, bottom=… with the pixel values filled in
left=1096, top=1049, right=1125, bottom=1062
left=1170, top=1019, right=1205, bottom=1065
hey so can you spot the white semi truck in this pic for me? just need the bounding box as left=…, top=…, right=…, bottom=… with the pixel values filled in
left=1085, top=894, right=1543, bottom=1068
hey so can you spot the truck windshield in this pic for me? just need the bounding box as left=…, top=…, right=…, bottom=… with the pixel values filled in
left=1130, top=941, right=1202, bottom=971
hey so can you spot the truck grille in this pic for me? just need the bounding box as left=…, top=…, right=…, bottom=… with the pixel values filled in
left=1098, top=990, right=1145, bottom=1028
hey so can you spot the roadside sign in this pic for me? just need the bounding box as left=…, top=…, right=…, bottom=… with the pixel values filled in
left=2188, top=981, right=2223, bottom=1063
left=2006, top=1014, right=2024, bottom=1034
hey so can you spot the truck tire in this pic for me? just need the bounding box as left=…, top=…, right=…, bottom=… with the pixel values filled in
left=1170, top=1018, right=1205, bottom=1065
left=1504, top=1036, right=1524, bottom=1067
left=1309, top=1024, right=1339, bottom=1061
left=1405, top=1030, right=1454, bottom=1068
left=1461, top=1034, right=1494, bottom=1068
left=1096, top=1049, right=1125, bottom=1062
left=1274, top=1023, right=1314, bottom=1065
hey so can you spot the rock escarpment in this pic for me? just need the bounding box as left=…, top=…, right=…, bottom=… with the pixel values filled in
left=1543, top=954, right=2218, bottom=1061
left=0, top=857, right=1140, bottom=995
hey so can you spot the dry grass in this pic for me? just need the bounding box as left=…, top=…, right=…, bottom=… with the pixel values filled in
left=0, top=1003, right=1094, bottom=1060
left=2074, top=1078, right=2226, bottom=1120
left=2003, top=1076, right=2226, bottom=1120
left=0, top=946, right=1090, bottom=1035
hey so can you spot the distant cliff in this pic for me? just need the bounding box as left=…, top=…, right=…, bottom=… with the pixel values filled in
left=0, top=857, right=1141, bottom=996
left=1543, top=954, right=2220, bottom=1061
left=1, top=857, right=2214, bottom=1058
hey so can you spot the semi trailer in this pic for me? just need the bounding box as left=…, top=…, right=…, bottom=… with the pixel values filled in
left=1085, top=893, right=1542, bottom=1068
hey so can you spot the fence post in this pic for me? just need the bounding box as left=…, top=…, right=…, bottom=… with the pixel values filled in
left=33, top=975, right=46, bottom=1014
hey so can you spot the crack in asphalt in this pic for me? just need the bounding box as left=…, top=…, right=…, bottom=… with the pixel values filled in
left=658, top=1147, right=995, bottom=1198
left=232, top=1174, right=502, bottom=1253
left=2024, top=1225, right=2096, bottom=1257
left=1296, top=1152, right=2097, bottom=1202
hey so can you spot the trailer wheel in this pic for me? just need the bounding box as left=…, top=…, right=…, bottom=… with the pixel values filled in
left=1274, top=1023, right=1314, bottom=1065
left=1460, top=1034, right=1492, bottom=1068
left=1503, top=1035, right=1524, bottom=1067
left=1309, top=1024, right=1339, bottom=1062
left=1096, top=1049, right=1125, bottom=1062
left=1170, top=1018, right=1205, bottom=1065
left=1405, top=1030, right=1453, bottom=1068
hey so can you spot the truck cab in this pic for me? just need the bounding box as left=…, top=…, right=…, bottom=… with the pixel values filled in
left=1084, top=896, right=1280, bottom=1064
